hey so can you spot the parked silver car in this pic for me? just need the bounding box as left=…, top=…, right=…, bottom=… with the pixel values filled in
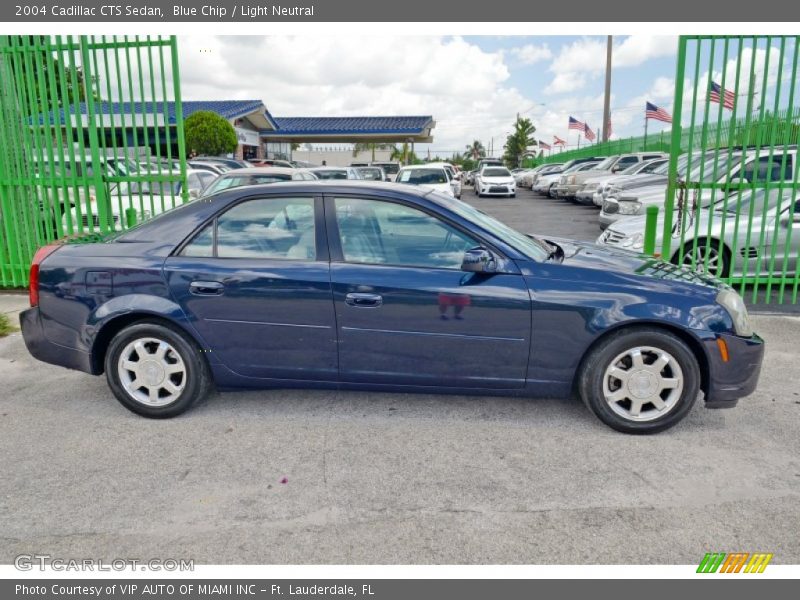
left=574, top=158, right=669, bottom=205
left=597, top=187, right=800, bottom=278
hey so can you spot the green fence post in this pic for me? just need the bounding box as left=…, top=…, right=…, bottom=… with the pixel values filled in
left=644, top=205, right=659, bottom=256
left=125, top=207, right=138, bottom=228
left=661, top=36, right=688, bottom=261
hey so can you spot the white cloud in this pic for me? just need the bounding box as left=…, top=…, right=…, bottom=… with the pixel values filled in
left=178, top=35, right=528, bottom=153
left=509, top=43, right=552, bottom=65
left=615, top=36, right=678, bottom=68
left=543, top=35, right=678, bottom=96
left=544, top=72, right=586, bottom=95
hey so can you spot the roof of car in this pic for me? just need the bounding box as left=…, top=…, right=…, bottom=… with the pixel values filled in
left=216, top=167, right=300, bottom=176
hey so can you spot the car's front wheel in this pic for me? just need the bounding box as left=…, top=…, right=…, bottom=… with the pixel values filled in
left=578, top=327, right=700, bottom=434
left=672, top=238, right=730, bottom=278
left=105, top=321, right=212, bottom=418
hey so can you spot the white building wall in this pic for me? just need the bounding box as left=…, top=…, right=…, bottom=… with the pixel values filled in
left=290, top=147, right=395, bottom=167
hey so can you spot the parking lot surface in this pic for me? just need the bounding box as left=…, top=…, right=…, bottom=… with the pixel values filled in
left=1, top=189, right=799, bottom=564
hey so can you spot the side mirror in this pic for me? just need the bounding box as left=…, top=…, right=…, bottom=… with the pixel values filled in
left=189, top=188, right=200, bottom=200
left=461, top=247, right=497, bottom=273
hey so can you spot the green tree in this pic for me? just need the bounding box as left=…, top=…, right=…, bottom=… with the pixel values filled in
left=503, top=117, right=537, bottom=168
left=464, top=139, right=486, bottom=161
left=184, top=111, right=238, bottom=157
left=390, top=142, right=417, bottom=164
left=353, top=142, right=393, bottom=161
left=11, top=36, right=91, bottom=108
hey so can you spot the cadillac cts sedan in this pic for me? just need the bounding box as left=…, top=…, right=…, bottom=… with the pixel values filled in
left=20, top=181, right=764, bottom=433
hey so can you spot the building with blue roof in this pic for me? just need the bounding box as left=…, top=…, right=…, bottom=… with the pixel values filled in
left=38, top=99, right=435, bottom=162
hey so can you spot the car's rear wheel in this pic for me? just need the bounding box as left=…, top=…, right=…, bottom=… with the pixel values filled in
left=105, top=321, right=212, bottom=418
left=578, top=327, right=700, bottom=434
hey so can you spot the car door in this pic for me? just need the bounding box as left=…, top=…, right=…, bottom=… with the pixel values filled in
left=763, top=192, right=800, bottom=275
left=164, top=194, right=338, bottom=381
left=325, top=194, right=532, bottom=389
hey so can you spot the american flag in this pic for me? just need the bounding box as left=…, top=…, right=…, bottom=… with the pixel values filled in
left=585, top=125, right=596, bottom=142
left=709, top=81, right=736, bottom=110
left=568, top=116, right=586, bottom=132
left=553, top=135, right=566, bottom=146
left=539, top=140, right=552, bottom=151
left=645, top=101, right=672, bottom=123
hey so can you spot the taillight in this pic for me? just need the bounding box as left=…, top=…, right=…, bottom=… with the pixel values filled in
left=29, top=244, right=61, bottom=307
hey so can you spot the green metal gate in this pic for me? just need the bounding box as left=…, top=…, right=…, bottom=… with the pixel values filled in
left=663, top=35, right=800, bottom=304
left=0, top=35, right=187, bottom=287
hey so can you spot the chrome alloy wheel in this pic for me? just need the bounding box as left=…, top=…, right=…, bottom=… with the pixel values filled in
left=602, top=346, right=684, bottom=422
left=680, top=245, right=721, bottom=275
left=117, top=337, right=186, bottom=407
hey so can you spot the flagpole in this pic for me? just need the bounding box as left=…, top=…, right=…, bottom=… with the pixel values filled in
left=644, top=115, right=649, bottom=150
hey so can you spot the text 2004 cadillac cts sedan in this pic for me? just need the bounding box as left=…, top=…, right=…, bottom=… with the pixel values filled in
left=20, top=181, right=764, bottom=433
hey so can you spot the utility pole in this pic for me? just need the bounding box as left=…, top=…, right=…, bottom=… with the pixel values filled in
left=602, top=35, right=613, bottom=142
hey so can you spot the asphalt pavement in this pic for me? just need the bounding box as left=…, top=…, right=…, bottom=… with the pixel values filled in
left=1, top=187, right=798, bottom=565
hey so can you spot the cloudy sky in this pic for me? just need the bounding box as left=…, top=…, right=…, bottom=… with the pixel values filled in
left=176, top=35, right=788, bottom=155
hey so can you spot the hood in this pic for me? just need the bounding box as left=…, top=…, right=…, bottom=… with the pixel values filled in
left=542, top=236, right=723, bottom=289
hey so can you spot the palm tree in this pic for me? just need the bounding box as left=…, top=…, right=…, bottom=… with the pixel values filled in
left=390, top=142, right=410, bottom=164
left=464, top=140, right=486, bottom=161
left=353, top=142, right=393, bottom=162
left=504, top=117, right=537, bottom=168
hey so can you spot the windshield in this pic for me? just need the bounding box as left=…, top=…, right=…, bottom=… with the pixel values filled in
left=621, top=163, right=645, bottom=175
left=313, top=170, right=349, bottom=180
left=720, top=188, right=791, bottom=214
left=482, top=167, right=511, bottom=177
left=594, top=157, right=618, bottom=170
left=562, top=162, right=589, bottom=173
left=439, top=195, right=550, bottom=262
left=397, top=168, right=447, bottom=185
left=357, top=168, right=384, bottom=181
left=373, top=163, right=400, bottom=174
left=204, top=173, right=292, bottom=195
left=125, top=180, right=180, bottom=195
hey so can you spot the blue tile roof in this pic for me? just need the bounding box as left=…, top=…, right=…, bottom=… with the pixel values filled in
left=33, top=101, right=432, bottom=136
left=36, top=100, right=276, bottom=127
left=269, top=116, right=433, bottom=135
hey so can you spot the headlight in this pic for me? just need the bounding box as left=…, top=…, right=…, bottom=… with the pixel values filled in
left=621, top=233, right=644, bottom=250
left=716, top=288, right=753, bottom=337
left=618, top=199, right=642, bottom=215
left=596, top=184, right=604, bottom=193
left=567, top=175, right=576, bottom=184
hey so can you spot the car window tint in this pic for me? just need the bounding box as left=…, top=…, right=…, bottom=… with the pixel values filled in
left=181, top=223, right=214, bottom=257
left=334, top=197, right=476, bottom=269
left=214, top=197, right=316, bottom=260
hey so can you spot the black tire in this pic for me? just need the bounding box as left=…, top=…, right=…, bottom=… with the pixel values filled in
left=510, top=193, right=516, bottom=198
left=577, top=326, right=701, bottom=434
left=671, top=238, right=731, bottom=278
left=104, top=321, right=212, bottom=418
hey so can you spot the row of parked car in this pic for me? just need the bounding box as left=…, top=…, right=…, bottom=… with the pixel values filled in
left=521, top=146, right=800, bottom=277
left=35, top=153, right=479, bottom=238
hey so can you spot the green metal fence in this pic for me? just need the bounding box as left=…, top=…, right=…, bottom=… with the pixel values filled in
left=0, top=35, right=187, bottom=287
left=662, top=36, right=800, bottom=304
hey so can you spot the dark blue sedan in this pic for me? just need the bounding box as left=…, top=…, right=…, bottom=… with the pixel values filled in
left=20, top=181, right=764, bottom=433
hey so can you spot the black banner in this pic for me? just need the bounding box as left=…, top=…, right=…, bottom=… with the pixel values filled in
left=4, top=579, right=800, bottom=600
left=3, top=0, right=800, bottom=22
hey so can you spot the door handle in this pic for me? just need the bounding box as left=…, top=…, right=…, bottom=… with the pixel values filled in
left=345, top=292, right=383, bottom=308
left=189, top=280, right=225, bottom=296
